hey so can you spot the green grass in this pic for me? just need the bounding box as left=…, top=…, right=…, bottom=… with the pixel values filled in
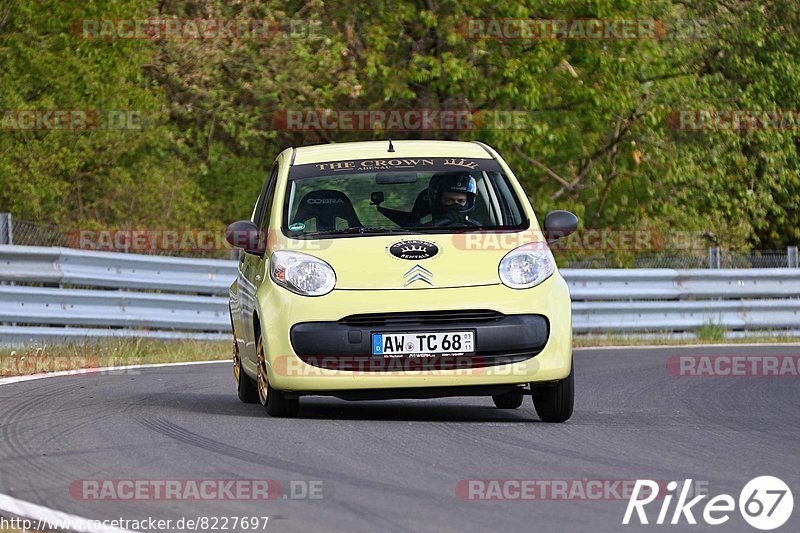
left=573, top=333, right=800, bottom=348
left=696, top=320, right=727, bottom=342
left=0, top=338, right=230, bottom=377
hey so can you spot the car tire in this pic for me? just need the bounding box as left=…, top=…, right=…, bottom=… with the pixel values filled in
left=531, top=364, right=574, bottom=423
left=256, top=335, right=299, bottom=418
left=233, top=337, right=259, bottom=403
left=492, top=389, right=524, bottom=409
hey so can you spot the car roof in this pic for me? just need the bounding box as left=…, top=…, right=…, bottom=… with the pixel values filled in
left=291, top=140, right=493, bottom=165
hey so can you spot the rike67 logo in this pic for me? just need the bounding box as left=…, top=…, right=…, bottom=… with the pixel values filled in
left=624, top=476, right=793, bottom=530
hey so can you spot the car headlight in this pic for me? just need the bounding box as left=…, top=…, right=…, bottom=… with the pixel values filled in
left=270, top=250, right=336, bottom=296
left=498, top=244, right=556, bottom=289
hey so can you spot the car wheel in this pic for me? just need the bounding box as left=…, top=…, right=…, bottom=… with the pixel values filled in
left=233, top=337, right=259, bottom=403
left=531, top=364, right=574, bottom=423
left=492, top=389, right=524, bottom=409
left=256, top=335, right=299, bottom=418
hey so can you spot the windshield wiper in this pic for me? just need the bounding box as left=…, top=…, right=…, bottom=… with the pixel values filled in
left=303, top=227, right=414, bottom=236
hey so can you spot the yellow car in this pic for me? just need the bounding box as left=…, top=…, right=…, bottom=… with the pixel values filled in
left=226, top=140, right=578, bottom=421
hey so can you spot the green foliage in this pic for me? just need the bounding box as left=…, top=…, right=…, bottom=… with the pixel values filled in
left=0, top=0, right=798, bottom=250
left=0, top=0, right=210, bottom=228
left=696, top=320, right=726, bottom=342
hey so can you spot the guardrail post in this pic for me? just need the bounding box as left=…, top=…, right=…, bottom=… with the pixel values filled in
left=0, top=213, right=11, bottom=245
left=708, top=247, right=721, bottom=269
left=789, top=246, right=799, bottom=268
left=0, top=213, right=12, bottom=297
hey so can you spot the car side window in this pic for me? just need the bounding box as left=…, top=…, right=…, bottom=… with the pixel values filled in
left=261, top=165, right=280, bottom=230
left=253, top=163, right=279, bottom=229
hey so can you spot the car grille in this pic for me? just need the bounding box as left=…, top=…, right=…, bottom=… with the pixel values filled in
left=338, top=309, right=505, bottom=328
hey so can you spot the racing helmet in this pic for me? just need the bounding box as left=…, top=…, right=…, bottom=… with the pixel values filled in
left=428, top=172, right=478, bottom=215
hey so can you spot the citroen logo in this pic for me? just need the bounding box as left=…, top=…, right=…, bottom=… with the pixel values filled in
left=403, top=264, right=434, bottom=286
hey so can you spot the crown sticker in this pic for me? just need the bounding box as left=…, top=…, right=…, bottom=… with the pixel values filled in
left=443, top=158, right=479, bottom=170
left=400, top=244, right=427, bottom=254
left=389, top=240, right=440, bottom=261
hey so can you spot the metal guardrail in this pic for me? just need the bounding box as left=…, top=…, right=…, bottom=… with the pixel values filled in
left=0, top=245, right=236, bottom=294
left=0, top=245, right=799, bottom=343
left=572, top=299, right=800, bottom=332
left=0, top=245, right=235, bottom=342
left=0, top=285, right=227, bottom=331
left=563, top=269, right=800, bottom=333
left=562, top=268, right=800, bottom=300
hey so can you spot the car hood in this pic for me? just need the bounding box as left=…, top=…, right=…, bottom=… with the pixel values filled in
left=277, top=232, right=544, bottom=290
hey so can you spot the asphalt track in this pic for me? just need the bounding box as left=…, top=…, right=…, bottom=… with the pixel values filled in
left=1, top=345, right=798, bottom=533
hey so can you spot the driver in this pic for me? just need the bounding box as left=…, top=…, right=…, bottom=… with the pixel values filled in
left=427, top=172, right=481, bottom=226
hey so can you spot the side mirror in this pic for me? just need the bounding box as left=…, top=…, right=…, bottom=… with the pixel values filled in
left=225, top=220, right=265, bottom=255
left=543, top=210, right=579, bottom=244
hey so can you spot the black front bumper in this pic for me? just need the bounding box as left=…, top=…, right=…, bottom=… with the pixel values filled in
left=290, top=311, right=549, bottom=372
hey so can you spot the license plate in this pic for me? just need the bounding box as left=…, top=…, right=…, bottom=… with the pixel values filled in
left=371, top=331, right=474, bottom=356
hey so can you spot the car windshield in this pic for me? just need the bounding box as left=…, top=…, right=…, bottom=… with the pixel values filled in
left=284, top=157, right=526, bottom=237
